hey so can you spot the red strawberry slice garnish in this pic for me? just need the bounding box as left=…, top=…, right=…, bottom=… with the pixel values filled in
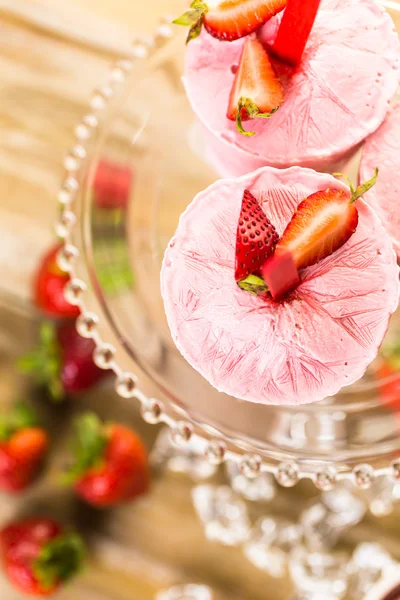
left=204, top=0, right=288, bottom=41
left=261, top=251, right=300, bottom=301
left=235, top=190, right=279, bottom=282
left=275, top=188, right=359, bottom=271
left=273, top=0, right=321, bottom=66
left=174, top=0, right=287, bottom=43
left=227, top=37, right=284, bottom=137
left=261, top=170, right=379, bottom=300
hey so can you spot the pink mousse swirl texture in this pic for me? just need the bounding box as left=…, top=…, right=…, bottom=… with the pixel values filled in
left=161, top=167, right=400, bottom=406
left=360, top=104, right=400, bottom=258
left=184, top=0, right=400, bottom=176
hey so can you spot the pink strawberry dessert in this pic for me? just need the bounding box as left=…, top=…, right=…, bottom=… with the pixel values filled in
left=161, top=166, right=400, bottom=406
left=181, top=0, right=400, bottom=177
left=360, top=104, right=400, bottom=258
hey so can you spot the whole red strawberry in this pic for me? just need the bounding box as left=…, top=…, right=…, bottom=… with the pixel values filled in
left=34, top=245, right=80, bottom=319
left=235, top=190, right=279, bottom=282
left=0, top=403, right=48, bottom=493
left=65, top=413, right=149, bottom=508
left=0, top=518, right=85, bottom=596
left=19, top=322, right=109, bottom=401
left=93, top=159, right=133, bottom=210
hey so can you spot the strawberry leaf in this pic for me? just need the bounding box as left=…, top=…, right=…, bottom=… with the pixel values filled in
left=191, top=0, right=207, bottom=9
left=0, top=402, right=38, bottom=441
left=63, top=413, right=107, bottom=483
left=93, top=234, right=135, bottom=296
left=380, top=339, right=400, bottom=370
left=173, top=1, right=207, bottom=43
left=350, top=168, right=379, bottom=204
left=237, top=274, right=269, bottom=296
left=256, top=105, right=281, bottom=119
left=236, top=98, right=279, bottom=137
left=186, top=16, right=204, bottom=43
left=334, top=168, right=379, bottom=204
left=33, top=532, right=85, bottom=590
left=18, top=322, right=64, bottom=403
left=173, top=9, right=200, bottom=26
left=236, top=98, right=256, bottom=137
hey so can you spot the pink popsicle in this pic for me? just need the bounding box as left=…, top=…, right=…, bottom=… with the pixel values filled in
left=360, top=104, right=400, bottom=258
left=184, top=0, right=400, bottom=177
left=161, top=167, right=400, bottom=406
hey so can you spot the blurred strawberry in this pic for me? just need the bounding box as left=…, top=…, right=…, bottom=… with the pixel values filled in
left=18, top=322, right=109, bottom=402
left=93, top=159, right=133, bottom=210
left=34, top=245, right=80, bottom=319
left=64, top=413, right=149, bottom=507
left=0, top=518, right=85, bottom=596
left=376, top=343, right=400, bottom=411
left=0, top=403, right=48, bottom=492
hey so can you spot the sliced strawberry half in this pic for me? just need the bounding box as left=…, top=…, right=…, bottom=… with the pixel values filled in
left=174, top=0, right=287, bottom=44
left=275, top=188, right=359, bottom=271
left=227, top=37, right=284, bottom=137
left=235, top=190, right=279, bottom=282
left=273, top=0, right=321, bottom=66
left=261, top=170, right=379, bottom=300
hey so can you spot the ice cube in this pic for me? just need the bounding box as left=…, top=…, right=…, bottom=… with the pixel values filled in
left=191, top=485, right=251, bottom=546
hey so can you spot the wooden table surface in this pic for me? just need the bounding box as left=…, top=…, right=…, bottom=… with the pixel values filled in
left=1, top=2, right=400, bottom=599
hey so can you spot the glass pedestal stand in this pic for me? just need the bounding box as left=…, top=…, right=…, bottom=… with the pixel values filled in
left=56, top=4, right=400, bottom=597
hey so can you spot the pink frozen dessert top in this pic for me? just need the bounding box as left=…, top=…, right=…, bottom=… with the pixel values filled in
left=161, top=167, right=400, bottom=406
left=360, top=104, right=400, bottom=258
left=183, top=0, right=400, bottom=168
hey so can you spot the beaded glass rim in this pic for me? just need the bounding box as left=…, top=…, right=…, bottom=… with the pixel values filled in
left=56, top=17, right=400, bottom=492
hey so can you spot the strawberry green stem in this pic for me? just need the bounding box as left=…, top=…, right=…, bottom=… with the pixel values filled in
left=173, top=0, right=208, bottom=44
left=333, top=168, right=379, bottom=204
left=93, top=237, right=135, bottom=295
left=236, top=97, right=280, bottom=137
left=380, top=339, right=400, bottom=370
left=0, top=402, right=39, bottom=442
left=237, top=274, right=269, bottom=295
left=63, top=413, right=107, bottom=484
left=18, top=322, right=64, bottom=403
left=33, top=532, right=85, bottom=590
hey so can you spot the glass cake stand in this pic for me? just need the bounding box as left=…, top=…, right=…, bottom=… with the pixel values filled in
left=58, top=3, right=400, bottom=492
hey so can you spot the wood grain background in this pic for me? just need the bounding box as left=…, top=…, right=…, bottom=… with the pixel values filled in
left=1, top=2, right=400, bottom=599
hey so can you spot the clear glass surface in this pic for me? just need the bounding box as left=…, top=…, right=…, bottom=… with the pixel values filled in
left=71, top=1, right=400, bottom=473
